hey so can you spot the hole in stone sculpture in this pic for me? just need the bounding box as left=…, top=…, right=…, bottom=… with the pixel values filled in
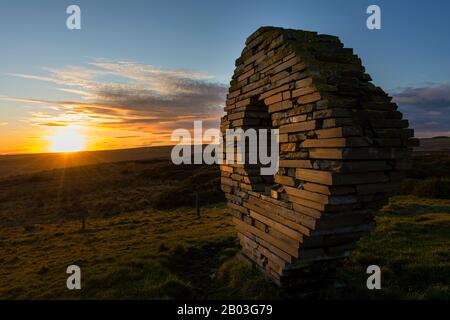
left=235, top=96, right=279, bottom=198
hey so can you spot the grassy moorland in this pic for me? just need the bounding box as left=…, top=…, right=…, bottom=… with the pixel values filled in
left=0, top=158, right=277, bottom=299
left=0, top=151, right=449, bottom=300
left=0, top=146, right=172, bottom=179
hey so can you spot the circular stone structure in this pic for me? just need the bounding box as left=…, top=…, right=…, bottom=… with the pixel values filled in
left=220, top=27, right=417, bottom=289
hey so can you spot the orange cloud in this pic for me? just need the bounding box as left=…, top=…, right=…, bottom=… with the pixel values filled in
left=4, top=60, right=226, bottom=152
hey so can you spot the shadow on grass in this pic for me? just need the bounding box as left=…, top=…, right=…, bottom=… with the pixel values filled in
left=328, top=196, right=450, bottom=300
left=79, top=234, right=281, bottom=300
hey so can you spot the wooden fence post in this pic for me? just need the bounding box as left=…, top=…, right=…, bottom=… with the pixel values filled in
left=80, top=209, right=88, bottom=232
left=195, top=192, right=200, bottom=218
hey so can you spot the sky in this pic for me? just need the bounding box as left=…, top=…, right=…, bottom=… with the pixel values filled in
left=1, top=0, right=450, bottom=154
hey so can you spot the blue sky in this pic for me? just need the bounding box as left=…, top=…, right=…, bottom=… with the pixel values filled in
left=1, top=0, right=450, bottom=153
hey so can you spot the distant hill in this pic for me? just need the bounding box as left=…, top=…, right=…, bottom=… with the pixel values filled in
left=1, top=137, right=449, bottom=178
left=0, top=146, right=172, bottom=178
left=415, top=137, right=450, bottom=153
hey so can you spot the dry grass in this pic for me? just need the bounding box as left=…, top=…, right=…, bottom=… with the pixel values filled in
left=0, top=204, right=236, bottom=299
left=1, top=154, right=449, bottom=300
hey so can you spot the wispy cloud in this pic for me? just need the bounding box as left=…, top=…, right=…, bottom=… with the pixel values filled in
left=393, top=82, right=450, bottom=137
left=7, top=60, right=227, bottom=141
left=394, top=82, right=450, bottom=108
left=8, top=63, right=450, bottom=141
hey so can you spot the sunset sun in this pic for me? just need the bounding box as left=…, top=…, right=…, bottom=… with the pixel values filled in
left=49, top=126, right=86, bottom=153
